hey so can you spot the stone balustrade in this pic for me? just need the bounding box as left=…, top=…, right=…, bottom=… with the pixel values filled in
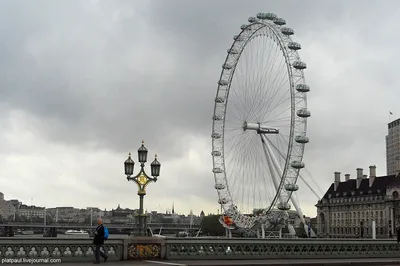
left=1, top=237, right=400, bottom=262
left=165, top=238, right=400, bottom=260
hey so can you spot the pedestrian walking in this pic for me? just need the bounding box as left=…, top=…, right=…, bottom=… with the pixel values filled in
left=93, top=218, right=108, bottom=264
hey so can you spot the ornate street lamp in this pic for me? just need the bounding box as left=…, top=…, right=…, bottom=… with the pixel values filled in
left=124, top=141, right=161, bottom=236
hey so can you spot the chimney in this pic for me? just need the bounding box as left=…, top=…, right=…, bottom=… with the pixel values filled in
left=369, top=165, right=376, bottom=187
left=363, top=174, right=367, bottom=179
left=356, top=168, right=363, bottom=179
left=334, top=172, right=340, bottom=191
left=356, top=168, right=363, bottom=189
left=345, top=174, right=350, bottom=181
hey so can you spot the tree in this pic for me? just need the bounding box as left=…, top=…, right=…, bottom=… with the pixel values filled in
left=200, top=215, right=225, bottom=236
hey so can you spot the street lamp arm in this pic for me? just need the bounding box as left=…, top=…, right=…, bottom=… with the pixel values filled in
left=126, top=169, right=151, bottom=181
left=143, top=179, right=155, bottom=189
left=126, top=166, right=158, bottom=195
left=138, top=167, right=157, bottom=182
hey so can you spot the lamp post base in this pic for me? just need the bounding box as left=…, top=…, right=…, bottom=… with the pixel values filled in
left=136, top=214, right=147, bottom=236
left=138, top=194, right=147, bottom=236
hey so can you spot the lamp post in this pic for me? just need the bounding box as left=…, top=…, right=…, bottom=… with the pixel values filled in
left=124, top=141, right=161, bottom=236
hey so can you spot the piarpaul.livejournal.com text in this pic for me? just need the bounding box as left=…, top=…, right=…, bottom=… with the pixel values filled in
left=2, top=258, right=62, bottom=264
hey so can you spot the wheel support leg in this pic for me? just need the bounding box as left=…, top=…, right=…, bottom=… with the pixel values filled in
left=261, top=134, right=310, bottom=237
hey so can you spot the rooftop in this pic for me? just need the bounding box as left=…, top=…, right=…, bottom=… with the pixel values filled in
left=322, top=173, right=400, bottom=199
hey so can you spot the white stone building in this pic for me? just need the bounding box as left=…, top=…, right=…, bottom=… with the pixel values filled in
left=316, top=166, right=400, bottom=238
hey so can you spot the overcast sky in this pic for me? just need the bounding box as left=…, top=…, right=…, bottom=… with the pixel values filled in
left=0, top=0, right=399, bottom=218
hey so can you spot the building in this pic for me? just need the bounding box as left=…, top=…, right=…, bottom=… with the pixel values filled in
left=386, top=118, right=400, bottom=175
left=316, top=165, right=400, bottom=238
left=19, top=204, right=45, bottom=219
left=0, top=192, right=19, bottom=221
left=111, top=204, right=136, bottom=223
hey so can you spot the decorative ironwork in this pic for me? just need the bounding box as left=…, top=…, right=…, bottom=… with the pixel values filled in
left=127, top=244, right=161, bottom=259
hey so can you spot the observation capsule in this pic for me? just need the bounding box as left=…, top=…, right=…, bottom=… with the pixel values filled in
left=295, top=84, right=310, bottom=92
left=297, top=108, right=311, bottom=118
left=211, top=151, right=221, bottom=156
left=281, top=27, right=294, bottom=35
left=213, top=167, right=223, bottom=173
left=295, top=135, right=309, bottom=144
left=265, top=13, right=277, bottom=20
left=257, top=13, right=277, bottom=20
left=273, top=18, right=286, bottom=25
left=277, top=202, right=291, bottom=211
left=211, top=133, right=221, bottom=139
left=291, top=161, right=305, bottom=169
left=248, top=17, right=257, bottom=23
left=285, top=184, right=299, bottom=191
left=215, top=184, right=225, bottom=190
left=293, top=61, right=307, bottom=69
left=288, top=42, right=301, bottom=50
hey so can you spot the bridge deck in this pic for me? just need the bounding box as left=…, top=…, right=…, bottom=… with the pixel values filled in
left=23, top=258, right=400, bottom=266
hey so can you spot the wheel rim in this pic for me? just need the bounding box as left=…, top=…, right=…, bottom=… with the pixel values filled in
left=212, top=13, right=310, bottom=230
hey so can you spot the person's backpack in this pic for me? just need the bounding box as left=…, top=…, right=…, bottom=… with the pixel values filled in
left=104, top=226, right=109, bottom=240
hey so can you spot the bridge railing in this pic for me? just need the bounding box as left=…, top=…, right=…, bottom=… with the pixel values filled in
left=1, top=237, right=400, bottom=262
left=164, top=238, right=400, bottom=260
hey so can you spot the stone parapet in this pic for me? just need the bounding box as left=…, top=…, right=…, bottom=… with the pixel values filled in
left=1, top=237, right=400, bottom=261
left=0, top=238, right=123, bottom=262
left=165, top=238, right=400, bottom=260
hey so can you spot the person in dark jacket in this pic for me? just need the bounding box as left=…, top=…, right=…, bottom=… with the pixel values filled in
left=93, top=218, right=108, bottom=263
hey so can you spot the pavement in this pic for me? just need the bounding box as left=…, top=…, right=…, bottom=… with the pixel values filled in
left=10, top=258, right=400, bottom=266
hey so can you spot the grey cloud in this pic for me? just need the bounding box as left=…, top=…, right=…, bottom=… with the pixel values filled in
left=1, top=0, right=400, bottom=216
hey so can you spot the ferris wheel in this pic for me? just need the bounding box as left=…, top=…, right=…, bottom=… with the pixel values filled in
left=211, top=12, right=311, bottom=230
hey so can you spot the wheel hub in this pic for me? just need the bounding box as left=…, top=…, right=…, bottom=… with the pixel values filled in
left=243, top=122, right=279, bottom=134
